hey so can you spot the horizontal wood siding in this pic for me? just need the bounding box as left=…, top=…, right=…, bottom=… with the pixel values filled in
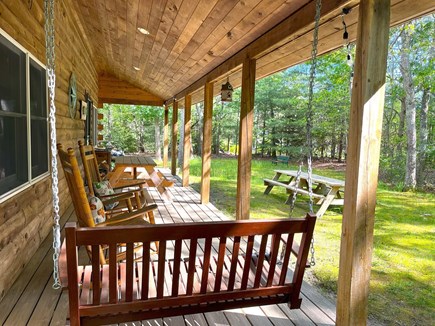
left=0, top=0, right=98, bottom=300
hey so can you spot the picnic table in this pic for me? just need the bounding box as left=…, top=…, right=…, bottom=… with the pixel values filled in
left=264, top=169, right=345, bottom=217
left=109, top=156, right=174, bottom=200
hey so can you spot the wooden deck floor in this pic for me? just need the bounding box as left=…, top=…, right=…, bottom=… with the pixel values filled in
left=0, top=173, right=336, bottom=326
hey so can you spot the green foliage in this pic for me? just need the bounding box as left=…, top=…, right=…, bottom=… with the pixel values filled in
left=382, top=15, right=434, bottom=188
left=99, top=104, right=163, bottom=153
left=188, top=157, right=435, bottom=325
left=212, top=90, right=241, bottom=154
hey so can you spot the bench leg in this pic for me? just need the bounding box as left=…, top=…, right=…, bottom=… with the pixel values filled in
left=264, top=172, right=282, bottom=195
left=264, top=185, right=275, bottom=195
left=316, top=187, right=340, bottom=218
left=285, top=193, right=295, bottom=205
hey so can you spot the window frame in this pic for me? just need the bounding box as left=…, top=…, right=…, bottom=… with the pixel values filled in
left=0, top=28, right=50, bottom=203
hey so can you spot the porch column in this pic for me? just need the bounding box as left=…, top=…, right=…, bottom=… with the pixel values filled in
left=182, top=94, right=192, bottom=187
left=171, top=101, right=178, bottom=176
left=201, top=82, right=213, bottom=204
left=163, top=106, right=169, bottom=168
left=236, top=57, right=256, bottom=220
left=336, top=0, right=390, bottom=325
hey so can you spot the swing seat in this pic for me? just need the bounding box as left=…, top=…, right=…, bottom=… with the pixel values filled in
left=60, top=215, right=316, bottom=325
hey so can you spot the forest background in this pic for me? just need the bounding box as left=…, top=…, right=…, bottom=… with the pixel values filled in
left=100, top=16, right=434, bottom=191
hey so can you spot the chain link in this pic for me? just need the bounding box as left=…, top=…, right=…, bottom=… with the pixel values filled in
left=306, top=0, right=322, bottom=266
left=44, top=0, right=61, bottom=290
left=289, top=164, right=303, bottom=217
left=285, top=0, right=321, bottom=267
left=306, top=0, right=321, bottom=215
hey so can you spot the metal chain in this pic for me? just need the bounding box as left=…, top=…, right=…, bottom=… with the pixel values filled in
left=306, top=0, right=322, bottom=266
left=288, top=163, right=303, bottom=217
left=284, top=0, right=321, bottom=267
left=306, top=0, right=321, bottom=215
left=44, top=0, right=61, bottom=290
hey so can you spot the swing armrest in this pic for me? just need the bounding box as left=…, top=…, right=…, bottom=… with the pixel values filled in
left=58, top=239, right=68, bottom=288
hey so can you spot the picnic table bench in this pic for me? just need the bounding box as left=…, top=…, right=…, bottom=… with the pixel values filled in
left=272, top=155, right=290, bottom=165
left=264, top=169, right=345, bottom=217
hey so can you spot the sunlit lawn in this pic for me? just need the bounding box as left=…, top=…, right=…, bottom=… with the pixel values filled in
left=186, top=157, right=434, bottom=325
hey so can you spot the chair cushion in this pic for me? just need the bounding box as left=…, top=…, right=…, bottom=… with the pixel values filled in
left=93, top=180, right=119, bottom=209
left=88, top=196, right=106, bottom=224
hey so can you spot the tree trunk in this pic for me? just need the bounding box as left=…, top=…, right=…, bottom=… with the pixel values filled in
left=397, top=98, right=406, bottom=154
left=196, top=103, right=203, bottom=156
left=338, top=129, right=344, bottom=163
left=234, top=109, right=240, bottom=155
left=400, top=26, right=417, bottom=191
left=215, top=116, right=221, bottom=155
left=154, top=116, right=162, bottom=161
left=178, top=109, right=184, bottom=168
left=331, top=131, right=337, bottom=160
left=271, top=107, right=277, bottom=158
left=417, top=88, right=430, bottom=187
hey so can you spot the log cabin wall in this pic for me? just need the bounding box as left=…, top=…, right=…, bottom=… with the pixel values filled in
left=0, top=0, right=97, bottom=299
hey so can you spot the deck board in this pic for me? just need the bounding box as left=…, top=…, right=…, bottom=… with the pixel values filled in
left=0, top=170, right=336, bottom=325
left=0, top=205, right=74, bottom=325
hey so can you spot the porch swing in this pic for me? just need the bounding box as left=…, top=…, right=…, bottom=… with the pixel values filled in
left=46, top=1, right=320, bottom=325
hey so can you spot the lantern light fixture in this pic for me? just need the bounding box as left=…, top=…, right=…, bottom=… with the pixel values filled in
left=220, top=77, right=233, bottom=102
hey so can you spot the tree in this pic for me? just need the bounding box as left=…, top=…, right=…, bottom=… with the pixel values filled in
left=401, top=24, right=417, bottom=191
left=100, top=104, right=163, bottom=155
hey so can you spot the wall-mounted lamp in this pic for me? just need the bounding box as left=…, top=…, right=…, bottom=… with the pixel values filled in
left=220, top=77, right=233, bottom=102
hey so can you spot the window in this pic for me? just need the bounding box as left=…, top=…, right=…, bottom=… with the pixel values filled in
left=0, top=31, right=48, bottom=200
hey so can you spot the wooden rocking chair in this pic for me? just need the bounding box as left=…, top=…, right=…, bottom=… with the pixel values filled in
left=78, top=140, right=156, bottom=225
left=57, top=144, right=158, bottom=263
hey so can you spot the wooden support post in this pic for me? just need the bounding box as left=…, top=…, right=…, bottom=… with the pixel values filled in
left=163, top=106, right=169, bottom=168
left=336, top=0, right=390, bottom=324
left=201, top=82, right=213, bottom=204
left=183, top=95, right=192, bottom=187
left=236, top=57, right=256, bottom=220
left=171, top=102, right=178, bottom=176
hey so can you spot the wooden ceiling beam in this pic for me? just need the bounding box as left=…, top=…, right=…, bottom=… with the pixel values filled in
left=172, top=0, right=356, bottom=103
left=172, top=0, right=434, bottom=106
left=98, top=74, right=164, bottom=108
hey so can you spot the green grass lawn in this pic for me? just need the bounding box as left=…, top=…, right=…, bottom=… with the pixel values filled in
left=187, top=157, right=434, bottom=325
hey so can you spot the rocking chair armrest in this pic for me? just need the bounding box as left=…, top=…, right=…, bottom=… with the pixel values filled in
left=98, top=204, right=158, bottom=226
left=99, top=192, right=136, bottom=204
left=112, top=180, right=147, bottom=190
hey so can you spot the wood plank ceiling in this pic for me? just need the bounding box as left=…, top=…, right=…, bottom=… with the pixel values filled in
left=72, top=0, right=435, bottom=106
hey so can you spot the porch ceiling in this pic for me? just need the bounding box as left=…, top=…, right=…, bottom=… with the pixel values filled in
left=72, top=0, right=434, bottom=106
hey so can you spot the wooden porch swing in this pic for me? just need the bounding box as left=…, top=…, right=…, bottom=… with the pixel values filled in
left=44, top=0, right=322, bottom=324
